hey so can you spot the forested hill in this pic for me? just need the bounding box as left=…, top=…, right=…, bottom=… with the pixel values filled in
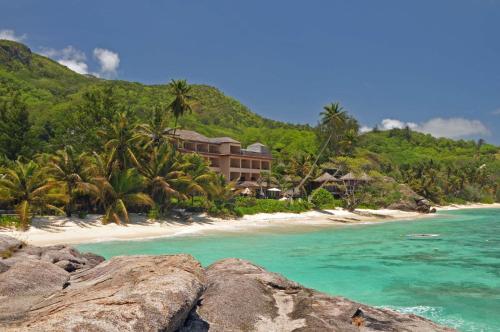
left=0, top=40, right=317, bottom=155
left=1, top=40, right=499, bottom=204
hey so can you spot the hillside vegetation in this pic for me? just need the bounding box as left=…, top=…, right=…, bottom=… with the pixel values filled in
left=0, top=40, right=317, bottom=157
left=0, top=40, right=499, bottom=223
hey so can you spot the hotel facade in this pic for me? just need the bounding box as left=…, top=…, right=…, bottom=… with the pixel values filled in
left=175, top=130, right=272, bottom=185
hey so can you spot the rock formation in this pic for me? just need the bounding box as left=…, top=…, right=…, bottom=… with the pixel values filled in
left=0, top=235, right=454, bottom=331
left=387, top=183, right=434, bottom=213
left=181, top=258, right=453, bottom=332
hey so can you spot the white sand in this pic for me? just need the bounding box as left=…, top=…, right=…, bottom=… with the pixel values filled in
left=434, top=202, right=500, bottom=211
left=1, top=204, right=498, bottom=246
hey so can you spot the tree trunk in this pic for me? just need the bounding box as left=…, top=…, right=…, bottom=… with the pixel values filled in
left=294, top=132, right=333, bottom=195
left=65, top=183, right=73, bottom=217
left=172, top=117, right=179, bottom=152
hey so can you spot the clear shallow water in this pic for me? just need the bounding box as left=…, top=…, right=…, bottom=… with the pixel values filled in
left=77, top=209, right=500, bottom=331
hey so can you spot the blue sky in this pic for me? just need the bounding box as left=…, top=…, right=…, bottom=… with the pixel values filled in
left=1, top=0, right=499, bottom=143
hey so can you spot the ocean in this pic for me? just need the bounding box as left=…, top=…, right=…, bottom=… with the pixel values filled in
left=77, top=208, right=500, bottom=331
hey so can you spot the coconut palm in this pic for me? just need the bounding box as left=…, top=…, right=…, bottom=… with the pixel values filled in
left=167, top=79, right=196, bottom=136
left=136, top=105, right=174, bottom=149
left=92, top=168, right=153, bottom=224
left=207, top=174, right=237, bottom=206
left=0, top=160, right=63, bottom=229
left=46, top=146, right=94, bottom=217
left=340, top=128, right=358, bottom=156
left=258, top=171, right=277, bottom=197
left=181, top=153, right=215, bottom=198
left=137, top=142, right=192, bottom=214
left=295, top=103, right=347, bottom=194
left=99, top=112, right=140, bottom=170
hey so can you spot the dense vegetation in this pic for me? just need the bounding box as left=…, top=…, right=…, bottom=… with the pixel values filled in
left=0, top=40, right=317, bottom=159
left=0, top=40, right=499, bottom=229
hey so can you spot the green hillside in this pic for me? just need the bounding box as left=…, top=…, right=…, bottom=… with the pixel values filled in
left=0, top=40, right=317, bottom=156
left=1, top=40, right=499, bottom=205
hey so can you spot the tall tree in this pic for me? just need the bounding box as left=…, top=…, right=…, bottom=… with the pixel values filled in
left=61, top=85, right=121, bottom=152
left=167, top=79, right=195, bottom=136
left=46, top=146, right=93, bottom=217
left=181, top=153, right=216, bottom=198
left=0, top=94, right=34, bottom=159
left=137, top=143, right=192, bottom=214
left=294, top=102, right=347, bottom=194
left=92, top=168, right=153, bottom=224
left=99, top=112, right=140, bottom=170
left=136, top=105, right=173, bottom=149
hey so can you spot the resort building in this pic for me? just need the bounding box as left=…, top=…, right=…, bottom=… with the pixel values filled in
left=174, top=130, right=272, bottom=184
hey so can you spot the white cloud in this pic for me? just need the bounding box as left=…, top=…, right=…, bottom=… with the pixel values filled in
left=40, top=46, right=89, bottom=74
left=57, top=59, right=88, bottom=75
left=379, top=119, right=418, bottom=130
left=416, top=118, right=490, bottom=138
left=0, top=29, right=27, bottom=42
left=93, top=48, right=120, bottom=76
left=492, top=109, right=500, bottom=115
left=363, top=117, right=490, bottom=139
left=360, top=126, right=372, bottom=133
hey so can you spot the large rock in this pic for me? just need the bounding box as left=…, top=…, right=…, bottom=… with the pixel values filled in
left=388, top=184, right=433, bottom=213
left=0, top=234, right=454, bottom=331
left=182, top=258, right=454, bottom=332
left=9, top=255, right=205, bottom=332
left=0, top=234, right=23, bottom=258
left=0, top=238, right=104, bottom=273
left=0, top=259, right=70, bottom=322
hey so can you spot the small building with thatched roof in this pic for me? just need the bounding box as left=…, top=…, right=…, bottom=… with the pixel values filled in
left=339, top=172, right=372, bottom=195
left=340, top=172, right=371, bottom=183
left=312, top=172, right=342, bottom=197
left=314, top=172, right=340, bottom=183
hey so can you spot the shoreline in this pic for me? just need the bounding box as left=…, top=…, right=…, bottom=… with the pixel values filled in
left=1, top=203, right=499, bottom=246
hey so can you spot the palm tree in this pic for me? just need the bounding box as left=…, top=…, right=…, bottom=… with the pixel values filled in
left=258, top=171, right=277, bottom=197
left=207, top=174, right=237, bottom=207
left=137, top=143, right=192, bottom=214
left=340, top=128, right=358, bottom=156
left=167, top=80, right=196, bottom=137
left=136, top=105, right=173, bottom=149
left=46, top=146, right=93, bottom=217
left=181, top=153, right=215, bottom=198
left=100, top=112, right=140, bottom=170
left=93, top=168, right=153, bottom=224
left=295, top=103, right=347, bottom=194
left=0, top=160, right=63, bottom=229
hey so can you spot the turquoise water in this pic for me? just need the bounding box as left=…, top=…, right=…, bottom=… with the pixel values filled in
left=77, top=209, right=500, bottom=331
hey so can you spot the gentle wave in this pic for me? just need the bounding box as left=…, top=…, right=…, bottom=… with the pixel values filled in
left=382, top=305, right=491, bottom=332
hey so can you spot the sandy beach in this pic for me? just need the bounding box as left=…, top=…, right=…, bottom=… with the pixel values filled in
left=1, top=203, right=499, bottom=246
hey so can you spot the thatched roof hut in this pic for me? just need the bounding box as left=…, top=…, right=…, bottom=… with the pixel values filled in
left=340, top=172, right=372, bottom=182
left=313, top=172, right=340, bottom=183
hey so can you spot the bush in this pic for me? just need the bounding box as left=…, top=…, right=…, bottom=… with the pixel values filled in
left=480, top=195, right=495, bottom=204
left=177, top=196, right=209, bottom=212
left=147, top=206, right=161, bottom=219
left=310, top=188, right=337, bottom=209
left=234, top=197, right=312, bottom=215
left=0, top=215, right=21, bottom=228
left=77, top=210, right=88, bottom=219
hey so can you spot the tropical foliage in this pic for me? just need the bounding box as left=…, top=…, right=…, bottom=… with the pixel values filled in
left=0, top=40, right=499, bottom=229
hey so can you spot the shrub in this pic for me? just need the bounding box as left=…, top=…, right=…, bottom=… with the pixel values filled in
left=77, top=210, right=88, bottom=219
left=0, top=215, right=21, bottom=229
left=147, top=206, right=161, bottom=219
left=480, top=195, right=495, bottom=204
left=310, top=188, right=337, bottom=209
left=234, top=197, right=312, bottom=215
